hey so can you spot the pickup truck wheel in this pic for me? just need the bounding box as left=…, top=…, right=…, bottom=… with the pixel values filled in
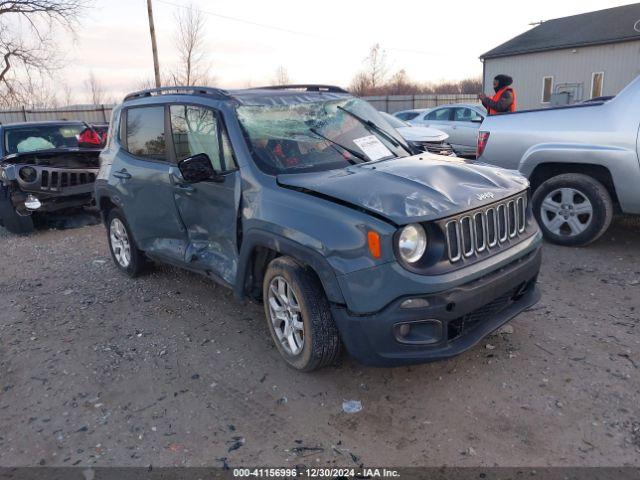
left=0, top=186, right=34, bottom=234
left=263, top=257, right=341, bottom=372
left=107, top=209, right=148, bottom=277
left=532, top=173, right=613, bottom=246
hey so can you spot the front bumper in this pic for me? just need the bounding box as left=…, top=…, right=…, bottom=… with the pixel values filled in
left=1, top=165, right=98, bottom=214
left=332, top=246, right=541, bottom=366
left=6, top=188, right=94, bottom=214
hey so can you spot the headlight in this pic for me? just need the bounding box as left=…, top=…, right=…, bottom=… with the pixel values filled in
left=19, top=166, right=37, bottom=182
left=398, top=223, right=427, bottom=263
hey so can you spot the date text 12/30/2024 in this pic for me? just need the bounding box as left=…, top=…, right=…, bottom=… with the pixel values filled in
left=233, top=468, right=401, bottom=478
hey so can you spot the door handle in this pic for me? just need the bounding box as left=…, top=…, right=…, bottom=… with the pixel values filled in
left=113, top=169, right=132, bottom=179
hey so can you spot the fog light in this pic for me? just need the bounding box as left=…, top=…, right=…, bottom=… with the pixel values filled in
left=400, top=298, right=430, bottom=309
left=24, top=195, right=42, bottom=210
left=394, top=320, right=443, bottom=344
left=398, top=323, right=411, bottom=338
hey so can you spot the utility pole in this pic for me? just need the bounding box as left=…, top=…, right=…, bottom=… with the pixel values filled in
left=146, top=0, right=161, bottom=88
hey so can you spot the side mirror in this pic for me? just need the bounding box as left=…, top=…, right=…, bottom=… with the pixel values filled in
left=471, top=117, right=484, bottom=124
left=178, top=153, right=216, bottom=183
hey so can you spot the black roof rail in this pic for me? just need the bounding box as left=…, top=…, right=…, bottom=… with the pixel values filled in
left=256, top=84, right=349, bottom=94
left=123, top=86, right=230, bottom=102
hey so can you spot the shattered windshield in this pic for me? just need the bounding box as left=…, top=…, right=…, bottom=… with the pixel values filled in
left=237, top=98, right=409, bottom=174
left=3, top=124, right=86, bottom=155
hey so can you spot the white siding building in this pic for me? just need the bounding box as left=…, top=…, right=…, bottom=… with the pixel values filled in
left=480, top=4, right=640, bottom=110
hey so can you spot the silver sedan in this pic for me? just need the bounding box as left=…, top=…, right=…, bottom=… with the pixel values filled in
left=408, top=103, right=486, bottom=157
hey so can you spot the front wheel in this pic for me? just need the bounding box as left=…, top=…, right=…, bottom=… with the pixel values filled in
left=106, top=209, right=148, bottom=277
left=263, top=257, right=341, bottom=372
left=0, top=186, right=34, bottom=234
left=532, top=173, right=613, bottom=246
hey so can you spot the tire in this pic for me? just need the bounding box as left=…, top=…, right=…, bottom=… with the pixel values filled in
left=532, top=173, right=613, bottom=247
left=262, top=256, right=341, bottom=372
left=106, top=208, right=148, bottom=277
left=0, top=186, right=34, bottom=234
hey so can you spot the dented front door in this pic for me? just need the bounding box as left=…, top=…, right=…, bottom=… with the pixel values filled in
left=168, top=103, right=241, bottom=285
left=172, top=169, right=240, bottom=284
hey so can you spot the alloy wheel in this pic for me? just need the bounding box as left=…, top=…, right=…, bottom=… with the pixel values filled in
left=540, top=187, right=593, bottom=237
left=267, top=276, right=304, bottom=356
left=110, top=218, right=131, bottom=268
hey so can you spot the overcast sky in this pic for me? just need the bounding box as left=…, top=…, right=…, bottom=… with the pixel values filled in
left=62, top=0, right=634, bottom=100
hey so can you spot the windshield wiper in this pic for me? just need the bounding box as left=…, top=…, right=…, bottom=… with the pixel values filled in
left=309, top=128, right=369, bottom=164
left=337, top=106, right=413, bottom=155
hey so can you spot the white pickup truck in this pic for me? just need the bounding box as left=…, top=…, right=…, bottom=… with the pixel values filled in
left=477, top=76, right=640, bottom=246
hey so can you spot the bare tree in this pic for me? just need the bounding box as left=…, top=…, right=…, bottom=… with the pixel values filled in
left=272, top=65, right=290, bottom=86
left=85, top=71, right=104, bottom=105
left=458, top=76, right=482, bottom=94
left=348, top=44, right=389, bottom=96
left=0, top=0, right=89, bottom=107
left=61, top=82, right=74, bottom=106
left=170, top=3, right=210, bottom=86
left=349, top=72, right=372, bottom=96
left=386, top=69, right=420, bottom=95
left=364, top=43, right=388, bottom=89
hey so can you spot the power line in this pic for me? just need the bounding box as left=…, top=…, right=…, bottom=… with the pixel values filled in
left=155, top=0, right=320, bottom=38
left=153, top=0, right=441, bottom=56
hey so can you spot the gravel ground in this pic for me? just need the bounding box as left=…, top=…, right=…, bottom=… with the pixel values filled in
left=0, top=215, right=639, bottom=468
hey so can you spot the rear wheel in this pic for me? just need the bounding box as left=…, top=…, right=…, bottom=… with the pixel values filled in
left=0, top=186, right=34, bottom=234
left=107, top=208, right=148, bottom=276
left=532, top=173, right=613, bottom=246
left=263, top=256, right=341, bottom=372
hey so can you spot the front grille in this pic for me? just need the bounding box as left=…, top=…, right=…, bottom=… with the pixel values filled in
left=420, top=141, right=455, bottom=156
left=444, top=193, right=527, bottom=263
left=39, top=168, right=96, bottom=191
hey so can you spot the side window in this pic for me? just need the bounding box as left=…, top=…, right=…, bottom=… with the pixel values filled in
left=542, top=76, right=553, bottom=103
left=105, top=108, right=119, bottom=149
left=426, top=108, right=450, bottom=121
left=397, top=112, right=414, bottom=121
left=118, top=110, right=126, bottom=146
left=170, top=104, right=227, bottom=171
left=591, top=72, right=604, bottom=99
left=125, top=106, right=166, bottom=160
left=220, top=128, right=237, bottom=171
left=453, top=108, right=483, bottom=122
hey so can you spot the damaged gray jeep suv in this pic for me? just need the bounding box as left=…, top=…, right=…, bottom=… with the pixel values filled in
left=96, top=85, right=542, bottom=371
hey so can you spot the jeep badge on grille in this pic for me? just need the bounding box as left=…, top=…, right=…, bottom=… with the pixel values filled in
left=476, top=192, right=495, bottom=201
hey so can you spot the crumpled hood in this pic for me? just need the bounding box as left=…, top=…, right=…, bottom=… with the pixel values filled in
left=277, top=155, right=529, bottom=225
left=1, top=149, right=101, bottom=167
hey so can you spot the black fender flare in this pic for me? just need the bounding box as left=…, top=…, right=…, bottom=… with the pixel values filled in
left=234, top=229, right=345, bottom=305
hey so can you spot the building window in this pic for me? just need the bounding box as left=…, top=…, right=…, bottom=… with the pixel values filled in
left=591, top=72, right=604, bottom=99
left=541, top=76, right=553, bottom=103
